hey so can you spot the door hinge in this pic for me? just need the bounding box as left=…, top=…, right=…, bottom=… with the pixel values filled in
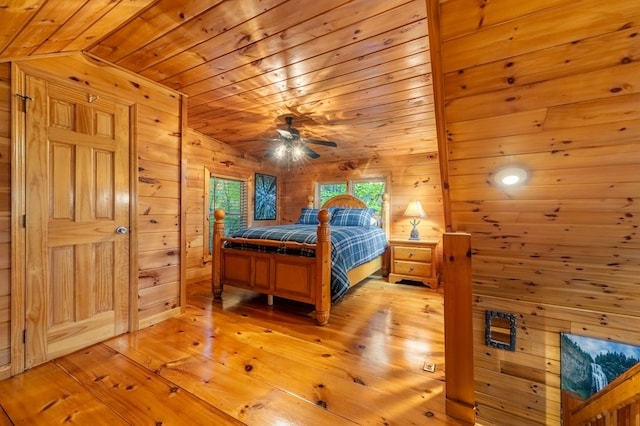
left=16, top=93, right=33, bottom=113
left=21, top=214, right=26, bottom=228
left=23, top=329, right=26, bottom=344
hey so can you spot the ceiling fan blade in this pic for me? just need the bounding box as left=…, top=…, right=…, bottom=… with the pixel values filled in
left=302, top=145, right=320, bottom=159
left=303, top=138, right=338, bottom=147
left=276, top=128, right=293, bottom=139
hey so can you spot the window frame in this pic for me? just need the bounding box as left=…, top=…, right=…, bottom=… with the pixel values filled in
left=203, top=167, right=247, bottom=263
left=315, top=177, right=388, bottom=211
left=316, top=181, right=348, bottom=207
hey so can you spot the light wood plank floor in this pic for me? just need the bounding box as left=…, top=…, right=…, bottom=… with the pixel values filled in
left=0, top=276, right=469, bottom=425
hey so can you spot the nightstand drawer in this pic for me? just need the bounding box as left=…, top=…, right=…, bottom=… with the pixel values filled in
left=393, top=246, right=432, bottom=263
left=393, top=260, right=432, bottom=277
left=387, top=238, right=439, bottom=288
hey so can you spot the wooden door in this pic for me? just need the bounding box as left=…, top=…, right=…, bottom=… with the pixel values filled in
left=24, top=75, right=130, bottom=368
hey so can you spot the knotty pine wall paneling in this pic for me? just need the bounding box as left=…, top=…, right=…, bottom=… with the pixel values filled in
left=184, top=128, right=280, bottom=284
left=0, top=63, right=10, bottom=378
left=135, top=102, right=183, bottom=327
left=436, top=0, right=640, bottom=424
left=279, top=153, right=444, bottom=243
left=3, top=54, right=183, bottom=358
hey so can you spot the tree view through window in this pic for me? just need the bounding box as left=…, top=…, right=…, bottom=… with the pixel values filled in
left=353, top=181, right=385, bottom=213
left=209, top=176, right=246, bottom=254
left=317, top=179, right=386, bottom=213
left=318, top=183, right=347, bottom=206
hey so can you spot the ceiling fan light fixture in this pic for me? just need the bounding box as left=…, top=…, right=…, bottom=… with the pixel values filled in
left=267, top=117, right=338, bottom=166
left=291, top=144, right=305, bottom=161
left=274, top=144, right=287, bottom=159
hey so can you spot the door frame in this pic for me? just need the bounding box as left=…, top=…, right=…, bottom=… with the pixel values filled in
left=10, top=61, right=138, bottom=375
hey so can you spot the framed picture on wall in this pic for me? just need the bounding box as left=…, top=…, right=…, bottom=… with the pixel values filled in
left=254, top=173, right=277, bottom=220
left=560, top=333, right=640, bottom=400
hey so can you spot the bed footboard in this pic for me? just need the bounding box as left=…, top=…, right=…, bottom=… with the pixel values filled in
left=212, top=209, right=332, bottom=325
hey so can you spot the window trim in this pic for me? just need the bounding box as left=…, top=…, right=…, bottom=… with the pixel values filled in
left=315, top=181, right=348, bottom=207
left=315, top=177, right=388, bottom=209
left=203, top=167, right=247, bottom=263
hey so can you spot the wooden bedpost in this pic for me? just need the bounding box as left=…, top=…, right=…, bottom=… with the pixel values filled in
left=381, top=193, right=390, bottom=236
left=212, top=209, right=225, bottom=299
left=315, top=209, right=331, bottom=325
left=381, top=193, right=391, bottom=276
left=306, top=195, right=314, bottom=208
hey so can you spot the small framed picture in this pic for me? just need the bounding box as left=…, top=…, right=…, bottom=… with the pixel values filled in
left=254, top=173, right=277, bottom=220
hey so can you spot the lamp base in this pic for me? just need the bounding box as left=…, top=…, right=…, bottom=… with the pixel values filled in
left=408, top=218, right=421, bottom=240
left=409, top=227, right=420, bottom=241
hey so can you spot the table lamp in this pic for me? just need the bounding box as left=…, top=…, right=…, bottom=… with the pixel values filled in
left=403, top=200, right=426, bottom=240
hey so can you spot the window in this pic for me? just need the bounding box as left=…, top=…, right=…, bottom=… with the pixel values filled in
left=316, top=178, right=386, bottom=212
left=353, top=180, right=386, bottom=213
left=317, top=183, right=347, bottom=206
left=204, top=169, right=247, bottom=261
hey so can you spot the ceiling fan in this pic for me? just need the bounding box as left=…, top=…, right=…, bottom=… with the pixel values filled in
left=267, top=116, right=338, bottom=162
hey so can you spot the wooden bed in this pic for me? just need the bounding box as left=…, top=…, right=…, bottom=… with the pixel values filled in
left=211, top=194, right=389, bottom=325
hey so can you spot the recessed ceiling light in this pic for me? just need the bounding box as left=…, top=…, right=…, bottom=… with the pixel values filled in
left=494, top=167, right=528, bottom=187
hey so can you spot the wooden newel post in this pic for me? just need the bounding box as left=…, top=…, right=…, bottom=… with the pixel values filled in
left=315, top=209, right=331, bottom=325
left=443, top=232, right=475, bottom=424
left=212, top=209, right=225, bottom=299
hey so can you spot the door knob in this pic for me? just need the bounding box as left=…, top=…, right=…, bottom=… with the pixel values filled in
left=115, top=226, right=128, bottom=234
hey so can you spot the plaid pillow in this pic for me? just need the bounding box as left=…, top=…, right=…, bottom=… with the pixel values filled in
left=295, top=208, right=320, bottom=225
left=329, top=208, right=374, bottom=227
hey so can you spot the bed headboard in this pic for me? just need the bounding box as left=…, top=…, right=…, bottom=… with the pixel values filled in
left=308, top=193, right=390, bottom=237
left=321, top=194, right=367, bottom=209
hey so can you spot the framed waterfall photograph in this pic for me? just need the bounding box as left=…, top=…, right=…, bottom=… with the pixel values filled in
left=254, top=173, right=277, bottom=220
left=560, top=333, right=640, bottom=400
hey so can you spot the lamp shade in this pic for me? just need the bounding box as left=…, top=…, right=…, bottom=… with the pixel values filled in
left=403, top=200, right=426, bottom=218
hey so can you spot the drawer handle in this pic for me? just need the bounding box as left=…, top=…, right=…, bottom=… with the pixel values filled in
left=409, top=266, right=414, bottom=272
left=408, top=251, right=414, bottom=257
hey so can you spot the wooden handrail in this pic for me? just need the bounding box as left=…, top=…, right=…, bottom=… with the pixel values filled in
left=568, top=361, right=640, bottom=426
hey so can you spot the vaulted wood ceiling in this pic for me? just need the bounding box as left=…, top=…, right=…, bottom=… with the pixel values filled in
left=0, top=0, right=436, bottom=163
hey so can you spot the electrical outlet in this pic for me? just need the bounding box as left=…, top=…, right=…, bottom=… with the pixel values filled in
left=423, top=360, right=436, bottom=372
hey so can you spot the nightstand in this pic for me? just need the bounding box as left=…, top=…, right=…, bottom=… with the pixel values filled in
left=388, top=238, right=439, bottom=288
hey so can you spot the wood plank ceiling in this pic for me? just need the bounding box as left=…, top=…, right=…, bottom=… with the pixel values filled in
left=0, top=0, right=436, bottom=164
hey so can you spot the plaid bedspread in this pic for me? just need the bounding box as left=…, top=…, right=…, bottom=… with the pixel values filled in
left=227, top=225, right=387, bottom=302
